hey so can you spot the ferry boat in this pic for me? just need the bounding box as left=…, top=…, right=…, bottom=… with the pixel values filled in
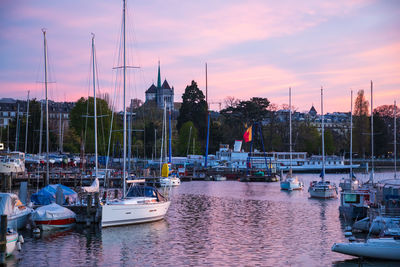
left=275, top=153, right=360, bottom=173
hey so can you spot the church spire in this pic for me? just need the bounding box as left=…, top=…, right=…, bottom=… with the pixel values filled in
left=157, top=60, right=161, bottom=88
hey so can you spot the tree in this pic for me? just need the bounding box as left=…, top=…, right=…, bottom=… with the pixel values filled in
left=177, top=121, right=201, bottom=156
left=177, top=80, right=208, bottom=142
left=220, top=97, right=270, bottom=148
left=353, top=90, right=370, bottom=158
left=69, top=97, right=119, bottom=155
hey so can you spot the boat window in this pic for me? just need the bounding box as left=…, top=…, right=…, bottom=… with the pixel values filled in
left=344, top=194, right=360, bottom=204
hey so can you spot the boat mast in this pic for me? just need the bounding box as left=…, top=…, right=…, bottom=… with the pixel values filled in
left=395, top=100, right=397, bottom=179
left=92, top=33, right=98, bottom=179
left=321, top=87, right=325, bottom=182
left=39, top=102, right=43, bottom=156
left=289, top=87, right=292, bottom=176
left=370, top=81, right=374, bottom=183
left=350, top=90, right=353, bottom=178
left=122, top=0, right=127, bottom=196
left=15, top=103, right=20, bottom=151
left=25, top=90, right=30, bottom=153
left=43, top=29, right=50, bottom=185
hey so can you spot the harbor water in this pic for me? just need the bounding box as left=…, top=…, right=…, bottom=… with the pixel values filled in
left=11, top=172, right=400, bottom=266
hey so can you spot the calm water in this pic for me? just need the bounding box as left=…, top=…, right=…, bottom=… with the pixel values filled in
left=10, top=172, right=400, bottom=266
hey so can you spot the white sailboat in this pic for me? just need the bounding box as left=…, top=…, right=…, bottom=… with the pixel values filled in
left=308, top=87, right=338, bottom=198
left=280, top=87, right=303, bottom=191
left=101, top=0, right=170, bottom=227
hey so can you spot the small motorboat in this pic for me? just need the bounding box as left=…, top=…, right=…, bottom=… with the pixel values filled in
left=6, top=229, right=20, bottom=256
left=214, top=175, right=227, bottom=181
left=280, top=174, right=303, bottom=191
left=32, top=203, right=76, bottom=231
left=332, top=237, right=400, bottom=260
left=0, top=193, right=32, bottom=230
left=160, top=175, right=181, bottom=187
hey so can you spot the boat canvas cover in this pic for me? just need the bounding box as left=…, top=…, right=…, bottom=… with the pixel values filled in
left=0, top=193, right=19, bottom=216
left=32, top=203, right=75, bottom=221
left=82, top=178, right=99, bottom=193
left=31, top=184, right=78, bottom=205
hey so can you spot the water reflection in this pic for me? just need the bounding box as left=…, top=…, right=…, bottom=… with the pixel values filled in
left=12, top=172, right=399, bottom=266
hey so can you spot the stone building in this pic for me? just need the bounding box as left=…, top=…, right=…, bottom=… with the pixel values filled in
left=145, top=61, right=174, bottom=111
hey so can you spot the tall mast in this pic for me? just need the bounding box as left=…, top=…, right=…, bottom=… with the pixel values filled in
left=92, top=33, right=98, bottom=178
left=395, top=100, right=397, bottom=179
left=43, top=29, right=50, bottom=185
left=321, top=87, right=325, bottom=182
left=370, top=81, right=374, bottom=183
left=15, top=103, right=20, bottom=151
left=350, top=90, right=353, bottom=178
left=205, top=63, right=208, bottom=107
left=39, top=102, right=43, bottom=156
left=25, top=91, right=30, bottom=153
left=59, top=112, right=62, bottom=152
left=122, top=0, right=127, bottom=196
left=289, top=87, right=292, bottom=176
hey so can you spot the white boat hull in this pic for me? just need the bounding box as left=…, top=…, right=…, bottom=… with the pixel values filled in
left=32, top=203, right=76, bottom=231
left=280, top=177, right=303, bottom=191
left=332, top=238, right=400, bottom=260
left=101, top=201, right=171, bottom=227
left=309, top=188, right=337, bottom=198
left=160, top=177, right=181, bottom=187
left=6, top=232, right=18, bottom=256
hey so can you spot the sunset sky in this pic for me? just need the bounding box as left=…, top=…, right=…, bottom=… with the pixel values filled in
left=0, top=0, right=399, bottom=113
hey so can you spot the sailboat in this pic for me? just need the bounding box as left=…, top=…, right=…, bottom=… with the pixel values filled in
left=339, top=90, right=369, bottom=220
left=159, top=104, right=180, bottom=187
left=280, top=87, right=303, bottom=191
left=308, top=87, right=338, bottom=198
left=101, top=0, right=170, bottom=227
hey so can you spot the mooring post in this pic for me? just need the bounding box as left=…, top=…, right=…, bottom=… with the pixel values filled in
left=0, top=215, right=8, bottom=264
left=7, top=175, right=11, bottom=193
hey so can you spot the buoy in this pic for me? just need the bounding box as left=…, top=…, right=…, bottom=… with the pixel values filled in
left=18, top=234, right=24, bottom=244
left=17, top=241, right=22, bottom=251
left=344, top=231, right=353, bottom=237
left=33, top=227, right=41, bottom=238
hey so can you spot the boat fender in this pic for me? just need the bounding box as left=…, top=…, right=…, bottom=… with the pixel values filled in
left=17, top=241, right=22, bottom=251
left=18, top=234, right=24, bottom=244
left=344, top=231, right=352, bottom=237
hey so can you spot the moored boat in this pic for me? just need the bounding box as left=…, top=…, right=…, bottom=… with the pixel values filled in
left=102, top=181, right=170, bottom=227
left=280, top=88, right=303, bottom=191
left=6, top=229, right=19, bottom=257
left=32, top=203, right=76, bottom=231
left=308, top=88, right=338, bottom=199
left=332, top=237, right=400, bottom=260
left=0, top=193, right=32, bottom=230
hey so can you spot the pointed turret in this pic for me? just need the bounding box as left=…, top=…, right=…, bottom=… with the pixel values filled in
left=157, top=60, right=161, bottom=88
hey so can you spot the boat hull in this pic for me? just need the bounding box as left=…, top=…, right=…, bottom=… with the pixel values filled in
left=309, top=188, right=337, bottom=198
left=6, top=232, right=18, bottom=257
left=101, top=201, right=171, bottom=227
left=339, top=206, right=368, bottom=221
left=8, top=209, right=31, bottom=230
left=280, top=178, right=303, bottom=191
left=34, top=217, right=76, bottom=231
left=332, top=238, right=400, bottom=260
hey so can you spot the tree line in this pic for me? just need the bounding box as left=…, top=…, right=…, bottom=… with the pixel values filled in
left=2, top=85, right=399, bottom=160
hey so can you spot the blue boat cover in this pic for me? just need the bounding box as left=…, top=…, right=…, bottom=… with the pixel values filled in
left=31, top=184, right=78, bottom=205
